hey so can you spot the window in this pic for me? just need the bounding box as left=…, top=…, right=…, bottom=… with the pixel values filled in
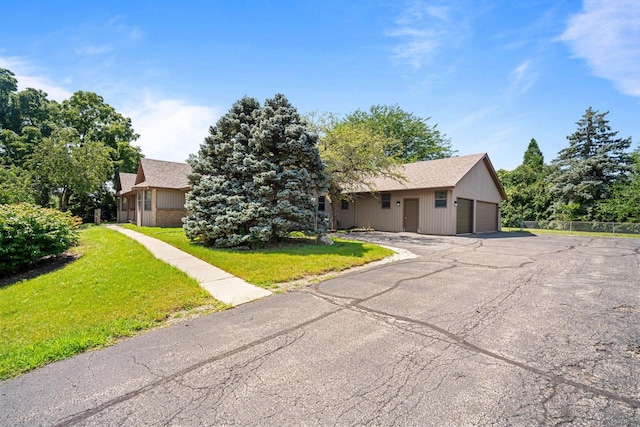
left=318, top=196, right=326, bottom=212
left=144, top=190, right=152, bottom=211
left=381, top=193, right=391, bottom=209
left=435, top=191, right=447, bottom=208
left=341, top=200, right=349, bottom=210
left=121, top=197, right=127, bottom=212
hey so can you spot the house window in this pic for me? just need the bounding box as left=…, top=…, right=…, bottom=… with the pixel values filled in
left=144, top=191, right=152, bottom=211
left=341, top=200, right=349, bottom=210
left=121, top=197, right=127, bottom=212
left=318, top=196, right=326, bottom=212
left=435, top=191, right=447, bottom=208
left=381, top=193, right=391, bottom=209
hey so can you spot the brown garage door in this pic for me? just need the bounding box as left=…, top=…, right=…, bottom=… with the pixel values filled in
left=456, top=198, right=473, bottom=234
left=476, top=201, right=498, bottom=233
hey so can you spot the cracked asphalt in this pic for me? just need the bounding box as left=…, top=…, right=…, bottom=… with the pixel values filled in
left=1, top=232, right=639, bottom=426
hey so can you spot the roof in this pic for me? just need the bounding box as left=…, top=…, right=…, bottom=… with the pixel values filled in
left=115, top=172, right=137, bottom=196
left=349, top=153, right=506, bottom=199
left=131, top=158, right=191, bottom=190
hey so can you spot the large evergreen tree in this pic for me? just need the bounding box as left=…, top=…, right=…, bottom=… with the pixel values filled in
left=548, top=107, right=633, bottom=221
left=184, top=94, right=327, bottom=247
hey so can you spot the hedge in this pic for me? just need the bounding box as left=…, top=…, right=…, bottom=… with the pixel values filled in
left=0, top=204, right=81, bottom=274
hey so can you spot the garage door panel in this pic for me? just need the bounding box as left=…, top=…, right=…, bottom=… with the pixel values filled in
left=477, top=201, right=498, bottom=232
left=456, top=198, right=473, bottom=234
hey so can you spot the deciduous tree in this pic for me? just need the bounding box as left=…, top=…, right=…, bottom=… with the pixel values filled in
left=344, top=104, right=454, bottom=162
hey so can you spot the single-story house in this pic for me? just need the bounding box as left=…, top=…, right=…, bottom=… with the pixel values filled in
left=325, top=153, right=506, bottom=234
left=116, top=158, right=191, bottom=227
left=116, top=153, right=505, bottom=235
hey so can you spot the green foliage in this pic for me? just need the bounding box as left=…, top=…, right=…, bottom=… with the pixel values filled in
left=549, top=107, right=633, bottom=221
left=0, top=67, right=143, bottom=218
left=0, top=227, right=224, bottom=379
left=599, top=149, right=640, bottom=222
left=498, top=138, right=551, bottom=226
left=185, top=94, right=328, bottom=247
left=0, top=204, right=80, bottom=274
left=343, top=104, right=455, bottom=162
left=0, top=165, right=35, bottom=204
left=319, top=120, right=402, bottom=228
left=29, top=129, right=114, bottom=211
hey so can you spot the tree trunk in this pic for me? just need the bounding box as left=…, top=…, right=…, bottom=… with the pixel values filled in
left=329, top=190, right=338, bottom=231
left=59, top=187, right=72, bottom=212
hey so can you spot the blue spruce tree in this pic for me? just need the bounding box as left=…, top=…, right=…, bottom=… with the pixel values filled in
left=184, top=94, right=327, bottom=247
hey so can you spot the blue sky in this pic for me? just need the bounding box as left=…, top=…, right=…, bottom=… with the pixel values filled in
left=1, top=0, right=638, bottom=170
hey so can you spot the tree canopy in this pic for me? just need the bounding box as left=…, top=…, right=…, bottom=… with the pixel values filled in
left=0, top=67, right=142, bottom=218
left=184, top=94, right=327, bottom=247
left=343, top=104, right=455, bottom=163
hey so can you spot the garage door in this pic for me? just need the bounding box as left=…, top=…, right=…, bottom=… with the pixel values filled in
left=456, top=198, right=473, bottom=234
left=476, top=201, right=498, bottom=233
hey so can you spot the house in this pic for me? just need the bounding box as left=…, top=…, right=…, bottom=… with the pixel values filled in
left=326, top=153, right=506, bottom=235
left=116, top=158, right=191, bottom=227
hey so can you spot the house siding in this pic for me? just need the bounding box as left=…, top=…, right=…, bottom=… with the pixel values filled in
left=343, top=189, right=456, bottom=235
left=157, top=189, right=186, bottom=209
left=454, top=160, right=503, bottom=204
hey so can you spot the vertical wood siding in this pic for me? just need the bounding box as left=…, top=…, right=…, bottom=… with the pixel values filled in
left=454, top=160, right=503, bottom=203
left=353, top=189, right=456, bottom=235
left=157, top=190, right=186, bottom=209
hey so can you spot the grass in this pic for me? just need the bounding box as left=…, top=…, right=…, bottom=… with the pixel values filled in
left=0, top=226, right=227, bottom=380
left=121, top=225, right=394, bottom=287
left=502, top=227, right=640, bottom=239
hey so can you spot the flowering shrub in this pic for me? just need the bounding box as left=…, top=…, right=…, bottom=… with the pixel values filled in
left=0, top=204, right=81, bottom=274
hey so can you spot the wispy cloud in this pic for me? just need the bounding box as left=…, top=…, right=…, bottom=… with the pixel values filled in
left=560, top=0, right=640, bottom=97
left=0, top=56, right=72, bottom=101
left=74, top=45, right=113, bottom=56
left=123, top=93, right=222, bottom=163
left=508, top=60, right=536, bottom=97
left=386, top=1, right=470, bottom=69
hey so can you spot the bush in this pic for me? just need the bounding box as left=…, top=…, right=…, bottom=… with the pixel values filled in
left=0, top=204, right=81, bottom=274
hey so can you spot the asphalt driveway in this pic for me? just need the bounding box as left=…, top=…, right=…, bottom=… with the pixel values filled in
left=1, top=232, right=639, bottom=425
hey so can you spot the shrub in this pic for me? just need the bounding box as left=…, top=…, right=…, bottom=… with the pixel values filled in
left=0, top=204, right=81, bottom=274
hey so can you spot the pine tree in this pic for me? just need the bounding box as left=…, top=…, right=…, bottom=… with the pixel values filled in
left=184, top=96, right=263, bottom=247
left=184, top=94, right=327, bottom=247
left=249, top=94, right=328, bottom=243
left=549, top=107, right=633, bottom=221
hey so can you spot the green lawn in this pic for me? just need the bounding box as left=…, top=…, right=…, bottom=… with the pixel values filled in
left=0, top=226, right=226, bottom=380
left=502, top=227, right=640, bottom=238
left=121, top=225, right=394, bottom=287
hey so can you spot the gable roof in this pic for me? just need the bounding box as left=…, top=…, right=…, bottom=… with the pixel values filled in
left=132, top=158, right=191, bottom=190
left=115, top=172, right=137, bottom=196
left=350, top=153, right=506, bottom=199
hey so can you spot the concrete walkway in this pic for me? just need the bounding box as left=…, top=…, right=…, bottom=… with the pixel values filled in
left=106, top=225, right=272, bottom=306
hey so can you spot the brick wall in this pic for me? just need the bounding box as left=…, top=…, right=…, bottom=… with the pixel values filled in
left=156, top=208, right=188, bottom=227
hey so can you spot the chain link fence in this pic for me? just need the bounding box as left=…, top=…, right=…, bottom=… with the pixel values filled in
left=519, top=220, right=640, bottom=236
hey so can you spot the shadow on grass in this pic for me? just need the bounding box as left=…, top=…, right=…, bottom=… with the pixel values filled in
left=223, top=239, right=376, bottom=257
left=0, top=252, right=80, bottom=288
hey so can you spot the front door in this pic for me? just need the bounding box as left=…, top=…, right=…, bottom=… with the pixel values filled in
left=456, top=198, right=473, bottom=234
left=403, top=198, right=419, bottom=232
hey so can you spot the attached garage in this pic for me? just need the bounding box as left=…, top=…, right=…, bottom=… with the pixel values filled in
left=476, top=201, right=499, bottom=233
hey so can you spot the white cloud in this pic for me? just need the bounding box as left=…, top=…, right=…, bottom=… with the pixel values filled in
left=0, top=56, right=72, bottom=101
left=124, top=94, right=222, bottom=163
left=74, top=46, right=113, bottom=56
left=508, top=60, right=536, bottom=97
left=561, top=0, right=640, bottom=97
left=386, top=1, right=470, bottom=69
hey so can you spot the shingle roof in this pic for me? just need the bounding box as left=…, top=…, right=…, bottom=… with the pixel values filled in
left=349, top=153, right=506, bottom=198
left=132, top=158, right=191, bottom=190
left=116, top=172, right=137, bottom=196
